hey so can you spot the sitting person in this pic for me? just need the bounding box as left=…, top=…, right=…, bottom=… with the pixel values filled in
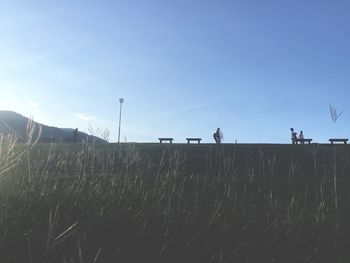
left=298, top=131, right=304, bottom=144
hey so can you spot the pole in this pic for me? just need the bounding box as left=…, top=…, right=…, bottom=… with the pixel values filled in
left=118, top=98, right=124, bottom=143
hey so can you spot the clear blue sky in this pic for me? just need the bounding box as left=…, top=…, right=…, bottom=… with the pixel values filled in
left=1, top=0, right=350, bottom=143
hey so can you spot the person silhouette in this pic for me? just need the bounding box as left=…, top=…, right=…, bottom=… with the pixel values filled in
left=213, top=128, right=222, bottom=144
left=299, top=131, right=304, bottom=144
left=290, top=128, right=297, bottom=144
left=73, top=128, right=78, bottom=141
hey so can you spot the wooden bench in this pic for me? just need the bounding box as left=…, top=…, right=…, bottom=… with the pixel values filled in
left=329, top=138, right=348, bottom=144
left=186, top=138, right=202, bottom=144
left=295, top=138, right=312, bottom=144
left=158, top=138, right=173, bottom=144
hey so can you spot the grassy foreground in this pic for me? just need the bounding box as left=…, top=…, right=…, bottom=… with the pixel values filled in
left=1, top=138, right=350, bottom=262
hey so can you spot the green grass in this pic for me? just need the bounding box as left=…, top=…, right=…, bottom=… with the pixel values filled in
left=1, top=139, right=350, bottom=262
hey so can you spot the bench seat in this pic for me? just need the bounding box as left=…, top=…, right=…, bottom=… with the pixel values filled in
left=158, top=138, right=173, bottom=144
left=329, top=138, right=348, bottom=144
left=186, top=138, right=202, bottom=144
left=295, top=138, right=312, bottom=144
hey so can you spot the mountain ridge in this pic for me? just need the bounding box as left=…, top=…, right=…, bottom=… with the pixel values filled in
left=0, top=111, right=106, bottom=143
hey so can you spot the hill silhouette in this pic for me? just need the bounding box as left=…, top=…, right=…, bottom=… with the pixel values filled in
left=0, top=111, right=106, bottom=143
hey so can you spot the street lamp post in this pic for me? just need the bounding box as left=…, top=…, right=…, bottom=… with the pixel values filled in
left=118, top=98, right=124, bottom=143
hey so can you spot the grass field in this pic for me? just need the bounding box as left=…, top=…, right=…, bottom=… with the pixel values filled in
left=1, top=137, right=350, bottom=262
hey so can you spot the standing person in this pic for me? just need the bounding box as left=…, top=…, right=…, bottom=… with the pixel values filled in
left=299, top=131, right=304, bottom=144
left=290, top=128, right=297, bottom=144
left=73, top=128, right=78, bottom=141
left=213, top=128, right=222, bottom=144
